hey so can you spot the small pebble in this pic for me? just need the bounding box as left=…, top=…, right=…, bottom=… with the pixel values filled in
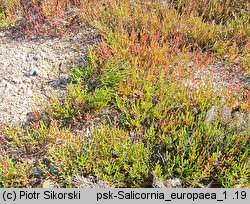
left=26, top=68, right=37, bottom=76
left=32, top=167, right=44, bottom=178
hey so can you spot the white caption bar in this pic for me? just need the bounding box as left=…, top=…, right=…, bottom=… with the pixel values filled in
left=0, top=188, right=249, bottom=204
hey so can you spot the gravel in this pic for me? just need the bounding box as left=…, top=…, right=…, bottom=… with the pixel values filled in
left=0, top=28, right=97, bottom=125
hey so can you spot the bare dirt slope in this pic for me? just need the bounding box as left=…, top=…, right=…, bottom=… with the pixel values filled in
left=0, top=29, right=95, bottom=125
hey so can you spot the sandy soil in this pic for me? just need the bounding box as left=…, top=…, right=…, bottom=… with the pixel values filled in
left=0, top=28, right=97, bottom=125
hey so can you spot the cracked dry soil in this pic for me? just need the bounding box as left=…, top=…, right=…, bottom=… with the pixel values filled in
left=0, top=29, right=96, bottom=125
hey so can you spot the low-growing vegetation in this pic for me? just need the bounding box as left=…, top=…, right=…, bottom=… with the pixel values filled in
left=0, top=0, right=249, bottom=187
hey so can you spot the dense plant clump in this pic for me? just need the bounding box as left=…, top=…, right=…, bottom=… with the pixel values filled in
left=0, top=0, right=249, bottom=187
left=0, top=0, right=82, bottom=35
